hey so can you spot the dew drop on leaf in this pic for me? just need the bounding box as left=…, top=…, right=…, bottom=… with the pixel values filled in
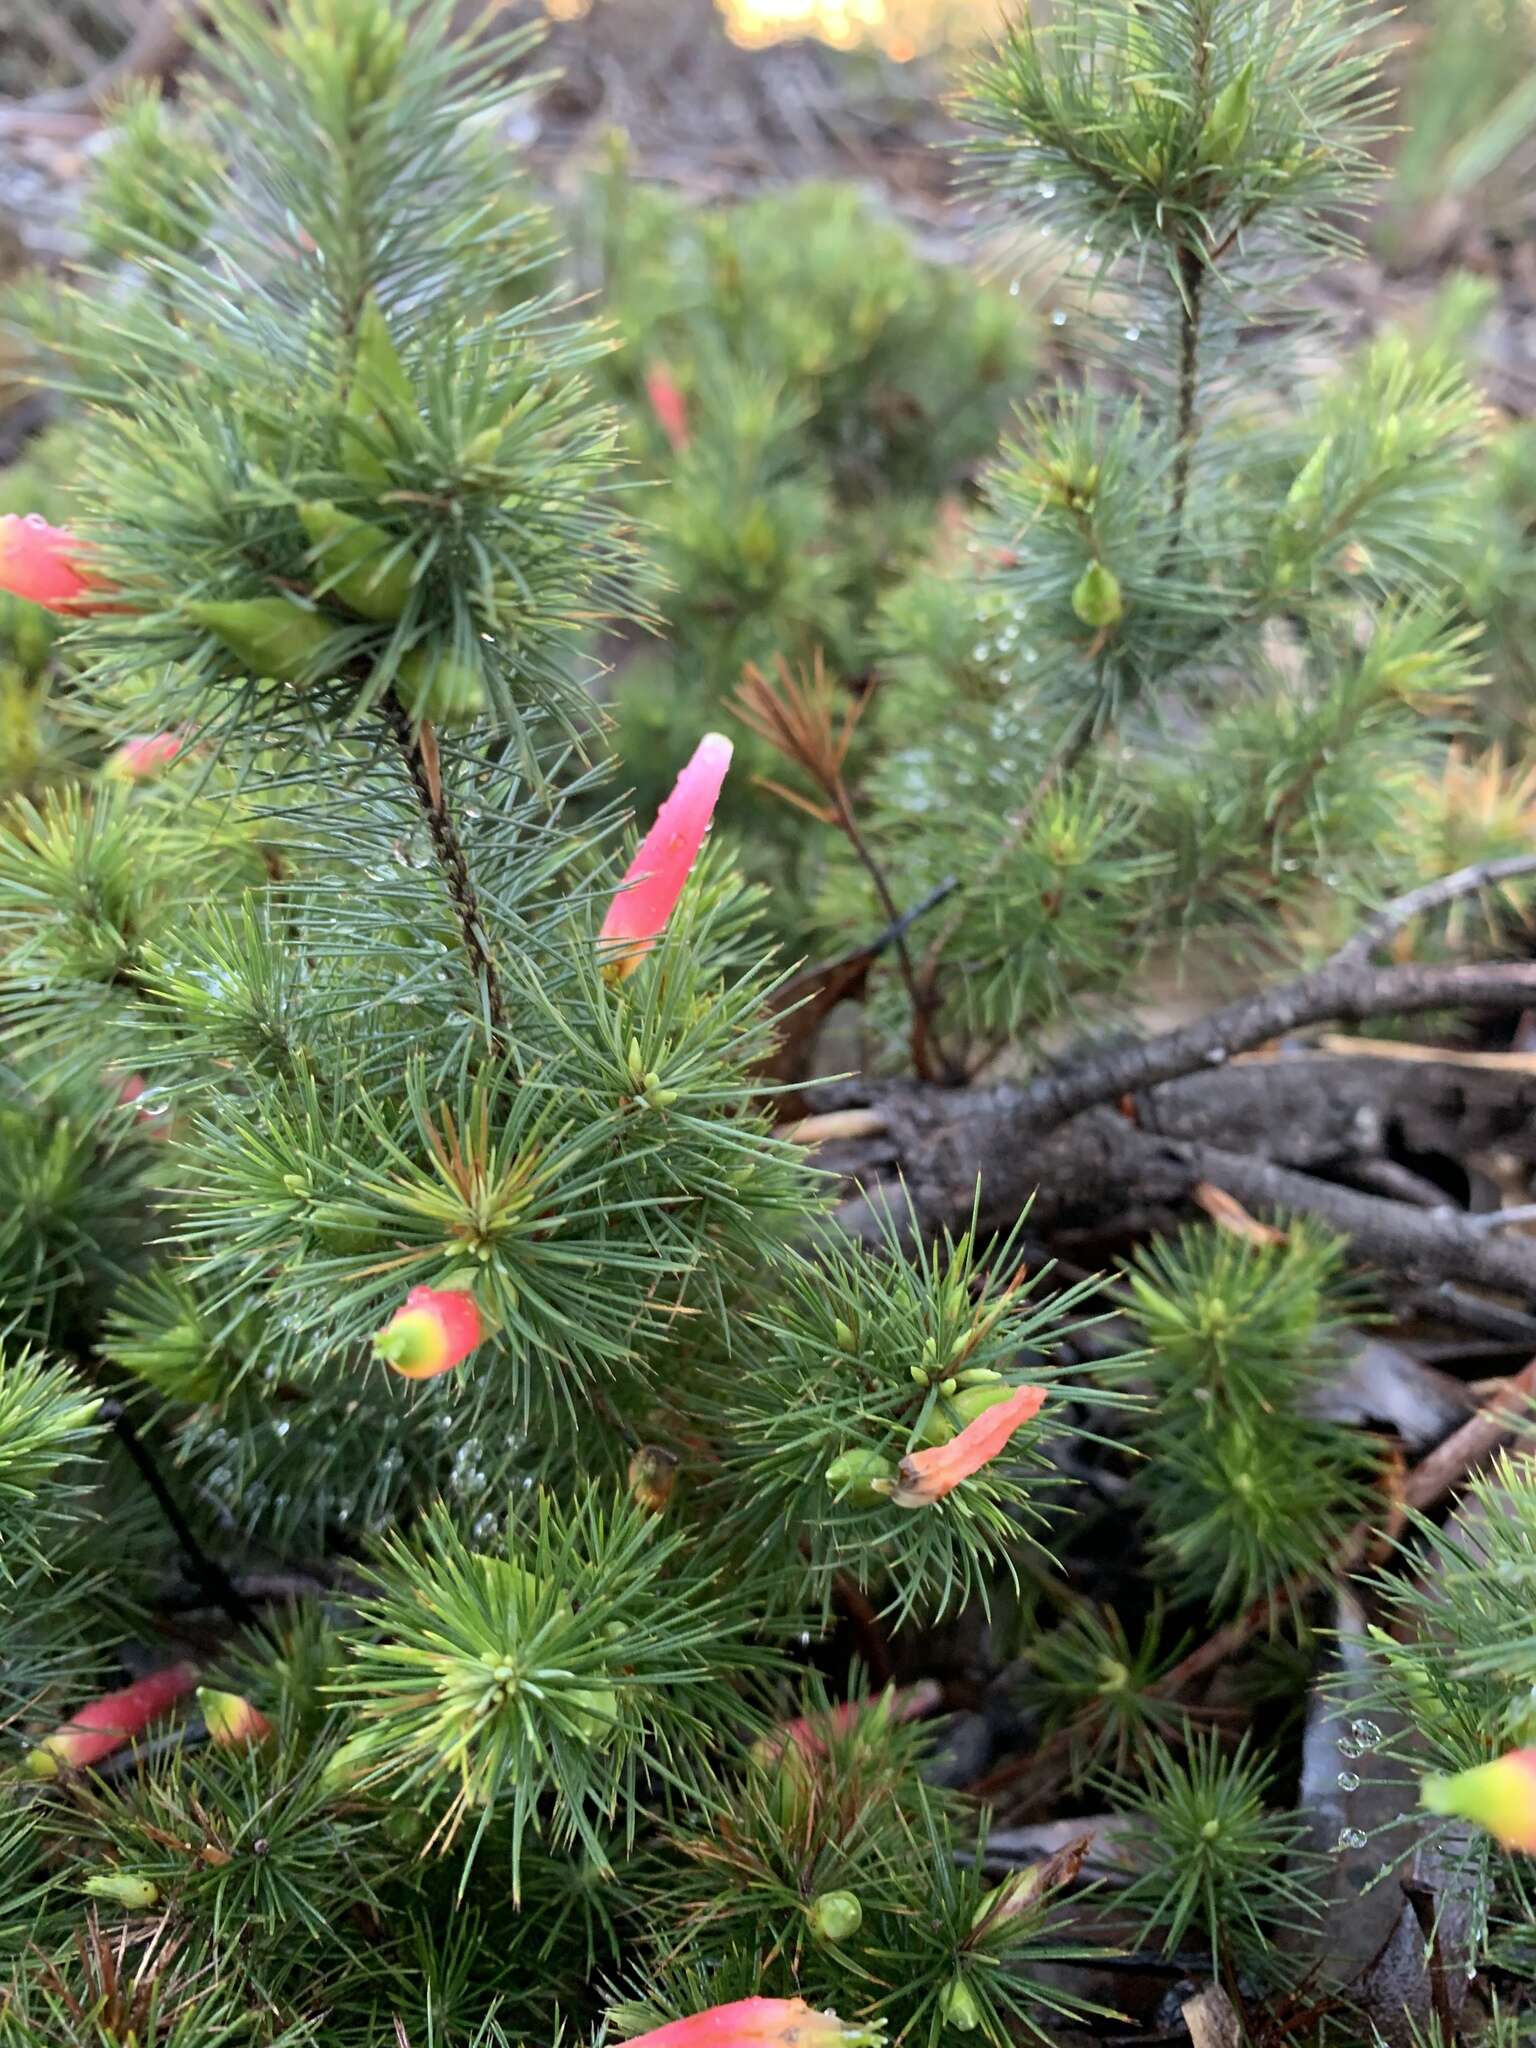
left=1337, top=1771, right=1360, bottom=1793
left=1336, top=1827, right=1368, bottom=1851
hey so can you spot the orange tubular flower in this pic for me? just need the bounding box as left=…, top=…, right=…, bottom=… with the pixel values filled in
left=889, top=1383, right=1048, bottom=1508
left=600, top=733, right=733, bottom=977
left=197, top=1686, right=275, bottom=1751
left=374, top=1285, right=484, bottom=1380
left=621, top=1998, right=882, bottom=2048
left=644, top=362, right=691, bottom=454
left=0, top=514, right=118, bottom=615
left=26, top=1663, right=199, bottom=1778
left=1422, top=1747, right=1536, bottom=1851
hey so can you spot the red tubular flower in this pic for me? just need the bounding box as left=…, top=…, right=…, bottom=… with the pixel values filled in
left=26, top=1663, right=199, bottom=1778
left=0, top=514, right=117, bottom=615
left=374, top=1285, right=484, bottom=1380
left=109, top=732, right=185, bottom=780
left=600, top=733, right=733, bottom=977
left=620, top=1997, right=881, bottom=2048
left=197, top=1686, right=274, bottom=1751
left=644, top=362, right=691, bottom=454
left=889, top=1383, right=1048, bottom=1508
left=1422, top=1747, right=1536, bottom=1851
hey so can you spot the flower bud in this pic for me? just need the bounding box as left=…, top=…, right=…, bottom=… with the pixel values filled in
left=808, top=1888, right=864, bottom=1943
left=824, top=1448, right=896, bottom=1506
left=298, top=500, right=415, bottom=621
left=392, top=644, right=488, bottom=728
left=600, top=733, right=733, bottom=977
left=197, top=1686, right=274, bottom=1750
left=0, top=514, right=120, bottom=615
left=109, top=731, right=185, bottom=780
left=374, top=1285, right=484, bottom=1380
left=920, top=1381, right=1025, bottom=1448
left=1200, top=58, right=1255, bottom=164
left=617, top=1996, right=883, bottom=2048
left=629, top=1443, right=679, bottom=1514
left=1070, top=559, right=1123, bottom=630
left=940, top=1979, right=982, bottom=2033
left=891, top=1384, right=1047, bottom=1508
left=26, top=1662, right=198, bottom=1777
left=1421, top=1747, right=1536, bottom=1851
left=184, top=597, right=339, bottom=683
left=342, top=294, right=419, bottom=488
left=83, top=1873, right=159, bottom=1909
left=645, top=362, right=691, bottom=454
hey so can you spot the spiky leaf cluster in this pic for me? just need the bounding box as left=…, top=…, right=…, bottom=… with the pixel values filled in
left=1121, top=1224, right=1381, bottom=1611
left=1099, top=1726, right=1322, bottom=1971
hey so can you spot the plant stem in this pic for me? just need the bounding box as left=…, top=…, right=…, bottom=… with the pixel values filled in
left=1168, top=242, right=1206, bottom=543
left=381, top=694, right=510, bottom=1054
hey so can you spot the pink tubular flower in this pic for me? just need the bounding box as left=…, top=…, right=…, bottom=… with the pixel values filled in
left=620, top=1998, right=882, bottom=2048
left=26, top=1663, right=199, bottom=1778
left=197, top=1686, right=274, bottom=1751
left=761, top=1679, right=944, bottom=1764
left=1422, top=1748, right=1536, bottom=1851
left=644, top=363, right=691, bottom=454
left=0, top=514, right=116, bottom=615
left=889, top=1383, right=1048, bottom=1508
left=109, top=732, right=184, bottom=781
left=374, top=1285, right=484, bottom=1380
left=600, top=733, right=733, bottom=978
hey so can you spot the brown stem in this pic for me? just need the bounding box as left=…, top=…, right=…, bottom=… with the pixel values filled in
left=1168, top=243, right=1206, bottom=543
left=381, top=693, right=509, bottom=1052
left=830, top=780, right=945, bottom=1082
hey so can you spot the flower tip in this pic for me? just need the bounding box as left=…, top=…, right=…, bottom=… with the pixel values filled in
left=0, top=512, right=114, bottom=614
left=375, top=1284, right=484, bottom=1380
left=599, top=732, right=735, bottom=967
left=197, top=1686, right=274, bottom=1750
left=891, top=1381, right=1048, bottom=1508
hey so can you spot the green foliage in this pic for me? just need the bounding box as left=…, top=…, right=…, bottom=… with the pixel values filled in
left=82, top=83, right=222, bottom=265
left=333, top=1492, right=768, bottom=1880
left=1010, top=1598, right=1184, bottom=1786
left=1101, top=1726, right=1322, bottom=1970
left=1120, top=1225, right=1381, bottom=1611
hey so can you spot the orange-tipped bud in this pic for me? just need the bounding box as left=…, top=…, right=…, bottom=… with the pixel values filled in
left=0, top=514, right=120, bottom=614
left=600, top=733, right=732, bottom=977
left=374, top=1285, right=484, bottom=1380
left=197, top=1686, right=274, bottom=1750
left=889, top=1383, right=1047, bottom=1507
left=25, top=1662, right=198, bottom=1777
left=1422, top=1747, right=1536, bottom=1851
left=619, top=1998, right=882, bottom=2048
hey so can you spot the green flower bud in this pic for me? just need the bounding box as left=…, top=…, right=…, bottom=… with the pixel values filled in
left=834, top=1318, right=857, bottom=1350
left=392, top=645, right=488, bottom=728
left=298, top=500, right=416, bottom=622
left=184, top=598, right=339, bottom=683
left=83, top=1873, right=159, bottom=1909
left=1071, top=560, right=1124, bottom=630
left=342, top=294, right=419, bottom=488
left=954, top=1367, right=1002, bottom=1387
left=910, top=1364, right=930, bottom=1387
left=921, top=1381, right=1022, bottom=1447
left=809, top=1887, right=864, bottom=1943
left=1284, top=434, right=1334, bottom=520
left=941, top=1977, right=983, bottom=2032
left=1201, top=58, right=1256, bottom=165
left=824, top=1448, right=896, bottom=1505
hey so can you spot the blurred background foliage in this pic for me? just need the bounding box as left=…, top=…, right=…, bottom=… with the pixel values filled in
left=9, top=0, right=1536, bottom=946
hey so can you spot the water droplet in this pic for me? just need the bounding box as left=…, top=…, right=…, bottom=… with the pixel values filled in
left=973, top=643, right=992, bottom=661
left=1037, top=180, right=1057, bottom=199
left=1337, top=1737, right=1362, bottom=1759
left=1009, top=278, right=1022, bottom=297
left=473, top=1510, right=498, bottom=1543
left=1337, top=1771, right=1361, bottom=1793
left=1350, top=1719, right=1383, bottom=1751
left=1336, top=1827, right=1368, bottom=1851
left=1124, top=323, right=1142, bottom=342
left=1050, top=310, right=1068, bottom=329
